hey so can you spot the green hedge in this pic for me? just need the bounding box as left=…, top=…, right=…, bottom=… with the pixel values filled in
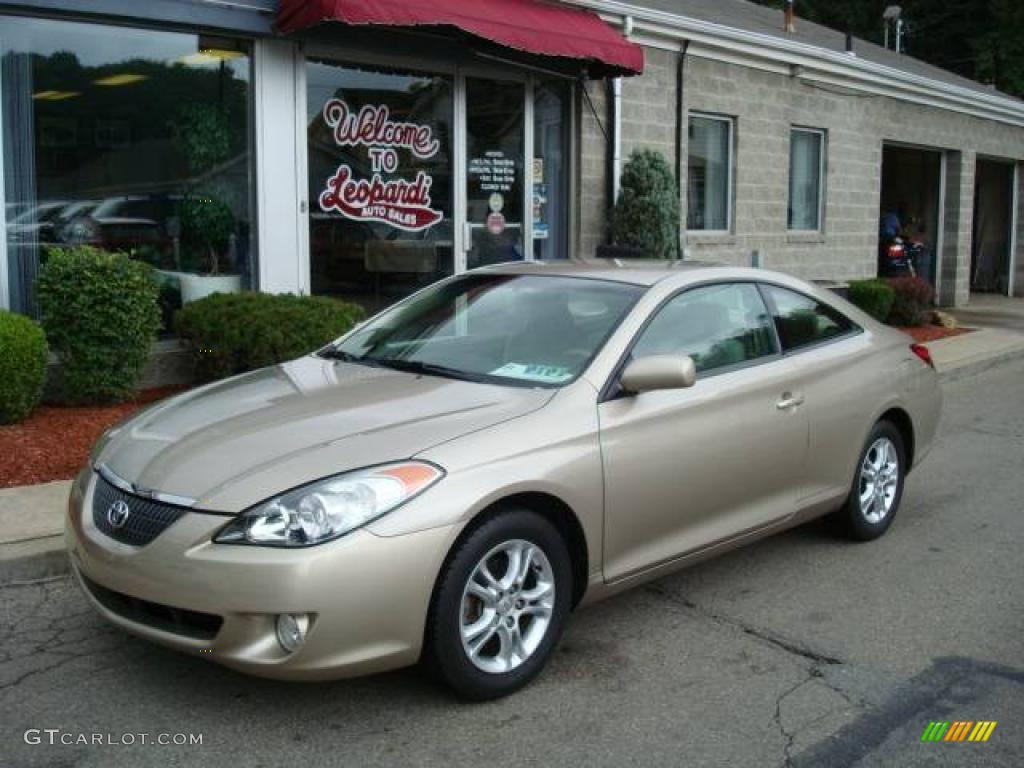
left=36, top=246, right=161, bottom=403
left=0, top=310, right=49, bottom=424
left=175, top=292, right=365, bottom=382
left=887, top=276, right=935, bottom=327
left=847, top=279, right=896, bottom=323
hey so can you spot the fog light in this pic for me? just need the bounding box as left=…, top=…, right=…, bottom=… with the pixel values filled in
left=276, top=613, right=309, bottom=653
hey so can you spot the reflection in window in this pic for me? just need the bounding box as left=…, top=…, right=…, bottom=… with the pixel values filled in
left=1, top=18, right=254, bottom=328
left=306, top=60, right=453, bottom=315
left=335, top=274, right=642, bottom=386
left=762, top=284, right=856, bottom=351
left=633, top=283, right=777, bottom=374
left=687, top=115, right=733, bottom=232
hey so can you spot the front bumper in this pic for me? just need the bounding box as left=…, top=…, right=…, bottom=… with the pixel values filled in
left=66, top=468, right=460, bottom=680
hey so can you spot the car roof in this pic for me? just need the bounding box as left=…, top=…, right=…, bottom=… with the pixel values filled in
left=477, top=258, right=768, bottom=287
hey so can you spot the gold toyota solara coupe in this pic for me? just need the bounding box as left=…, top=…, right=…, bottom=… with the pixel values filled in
left=67, top=260, right=941, bottom=699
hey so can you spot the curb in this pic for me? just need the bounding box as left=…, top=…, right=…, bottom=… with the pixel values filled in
left=0, top=535, right=67, bottom=584
left=936, top=345, right=1024, bottom=383
left=3, top=349, right=1022, bottom=585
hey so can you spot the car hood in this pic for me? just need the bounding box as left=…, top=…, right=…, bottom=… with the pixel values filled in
left=97, top=356, right=554, bottom=511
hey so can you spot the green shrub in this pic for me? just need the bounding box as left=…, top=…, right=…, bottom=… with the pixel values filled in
left=609, top=149, right=680, bottom=259
left=36, top=246, right=161, bottom=403
left=176, top=292, right=365, bottom=382
left=847, top=279, right=896, bottom=322
left=0, top=310, right=49, bottom=424
left=887, top=276, right=936, bottom=326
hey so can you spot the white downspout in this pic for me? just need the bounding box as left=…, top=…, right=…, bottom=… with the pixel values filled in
left=611, top=77, right=622, bottom=202
left=611, top=15, right=633, bottom=203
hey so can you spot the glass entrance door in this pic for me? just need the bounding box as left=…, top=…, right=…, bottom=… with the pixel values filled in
left=464, top=77, right=525, bottom=269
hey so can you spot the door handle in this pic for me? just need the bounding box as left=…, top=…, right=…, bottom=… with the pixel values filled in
left=776, top=393, right=805, bottom=410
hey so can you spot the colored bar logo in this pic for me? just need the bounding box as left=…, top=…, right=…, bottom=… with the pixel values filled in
left=921, top=721, right=997, bottom=742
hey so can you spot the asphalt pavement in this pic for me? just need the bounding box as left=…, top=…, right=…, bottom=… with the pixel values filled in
left=2, top=359, right=1022, bottom=768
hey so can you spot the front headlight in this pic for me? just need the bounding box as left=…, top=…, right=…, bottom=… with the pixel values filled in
left=214, top=461, right=444, bottom=547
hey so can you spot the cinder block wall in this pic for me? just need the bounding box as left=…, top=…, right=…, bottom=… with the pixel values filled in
left=579, top=47, right=1024, bottom=307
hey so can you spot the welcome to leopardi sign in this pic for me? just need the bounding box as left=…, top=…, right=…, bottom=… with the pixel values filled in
left=318, top=99, right=444, bottom=232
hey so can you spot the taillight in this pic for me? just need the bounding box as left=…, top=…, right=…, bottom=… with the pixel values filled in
left=910, top=343, right=934, bottom=369
left=887, top=244, right=904, bottom=260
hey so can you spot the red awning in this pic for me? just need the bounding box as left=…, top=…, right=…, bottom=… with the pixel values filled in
left=277, top=0, right=644, bottom=76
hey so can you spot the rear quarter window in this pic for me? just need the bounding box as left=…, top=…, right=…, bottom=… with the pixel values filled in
left=761, top=284, right=858, bottom=352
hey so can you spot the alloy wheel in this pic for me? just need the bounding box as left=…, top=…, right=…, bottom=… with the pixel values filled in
left=859, top=436, right=900, bottom=524
left=459, top=539, right=556, bottom=674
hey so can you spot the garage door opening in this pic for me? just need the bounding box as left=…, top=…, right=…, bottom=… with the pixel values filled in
left=878, top=145, right=943, bottom=288
left=971, top=159, right=1016, bottom=295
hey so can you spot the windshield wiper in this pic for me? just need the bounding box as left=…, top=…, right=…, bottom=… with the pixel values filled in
left=371, top=358, right=489, bottom=383
left=318, top=347, right=383, bottom=367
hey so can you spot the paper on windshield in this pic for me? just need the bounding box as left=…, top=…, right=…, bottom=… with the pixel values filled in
left=490, top=362, right=574, bottom=384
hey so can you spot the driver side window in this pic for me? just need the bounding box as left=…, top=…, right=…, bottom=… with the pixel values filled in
left=632, top=283, right=778, bottom=374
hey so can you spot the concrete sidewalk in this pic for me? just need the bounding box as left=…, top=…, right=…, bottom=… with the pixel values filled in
left=0, top=479, right=72, bottom=581
left=2, top=302, right=1023, bottom=583
left=924, top=327, right=1024, bottom=381
left=929, top=293, right=1024, bottom=380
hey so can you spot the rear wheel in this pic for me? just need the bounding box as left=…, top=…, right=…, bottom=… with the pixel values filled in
left=831, top=421, right=907, bottom=541
left=424, top=509, right=571, bottom=700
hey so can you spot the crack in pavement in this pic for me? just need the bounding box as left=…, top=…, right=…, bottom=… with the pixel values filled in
left=774, top=675, right=811, bottom=768
left=0, top=574, right=131, bottom=695
left=642, top=583, right=863, bottom=767
left=643, top=583, right=844, bottom=667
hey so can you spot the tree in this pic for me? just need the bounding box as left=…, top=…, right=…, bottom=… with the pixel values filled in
left=751, top=0, right=1024, bottom=99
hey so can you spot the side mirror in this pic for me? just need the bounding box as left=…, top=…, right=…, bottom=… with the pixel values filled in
left=620, top=355, right=697, bottom=394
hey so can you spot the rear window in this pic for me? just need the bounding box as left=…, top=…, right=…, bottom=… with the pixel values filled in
left=762, top=284, right=857, bottom=352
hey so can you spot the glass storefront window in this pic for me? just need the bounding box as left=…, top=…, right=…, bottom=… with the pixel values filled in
left=1, top=17, right=254, bottom=327
left=306, top=60, right=454, bottom=315
left=532, top=79, right=571, bottom=260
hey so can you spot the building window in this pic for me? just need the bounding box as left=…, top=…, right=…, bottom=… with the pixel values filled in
left=687, top=114, right=733, bottom=232
left=788, top=128, right=825, bottom=231
left=532, top=79, right=571, bottom=260
left=305, top=59, right=454, bottom=315
left=1, top=17, right=255, bottom=327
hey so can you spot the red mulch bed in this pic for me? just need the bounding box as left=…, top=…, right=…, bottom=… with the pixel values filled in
left=896, top=325, right=972, bottom=344
left=0, top=387, right=185, bottom=489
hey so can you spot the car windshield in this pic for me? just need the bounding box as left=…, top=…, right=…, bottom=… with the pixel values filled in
left=326, top=273, right=644, bottom=387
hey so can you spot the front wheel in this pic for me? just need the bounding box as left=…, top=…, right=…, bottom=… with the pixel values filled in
left=831, top=421, right=907, bottom=541
left=424, top=510, right=571, bottom=700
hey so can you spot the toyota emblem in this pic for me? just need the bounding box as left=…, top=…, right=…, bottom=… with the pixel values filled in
left=106, top=499, right=131, bottom=529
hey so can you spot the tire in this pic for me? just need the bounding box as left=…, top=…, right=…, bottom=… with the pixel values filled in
left=423, top=509, right=572, bottom=700
left=831, top=420, right=907, bottom=541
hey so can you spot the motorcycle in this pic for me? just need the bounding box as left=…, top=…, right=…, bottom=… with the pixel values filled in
left=878, top=237, right=927, bottom=278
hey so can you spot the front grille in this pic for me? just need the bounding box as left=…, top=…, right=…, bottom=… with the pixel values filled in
left=91, top=474, right=186, bottom=546
left=80, top=572, right=223, bottom=641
